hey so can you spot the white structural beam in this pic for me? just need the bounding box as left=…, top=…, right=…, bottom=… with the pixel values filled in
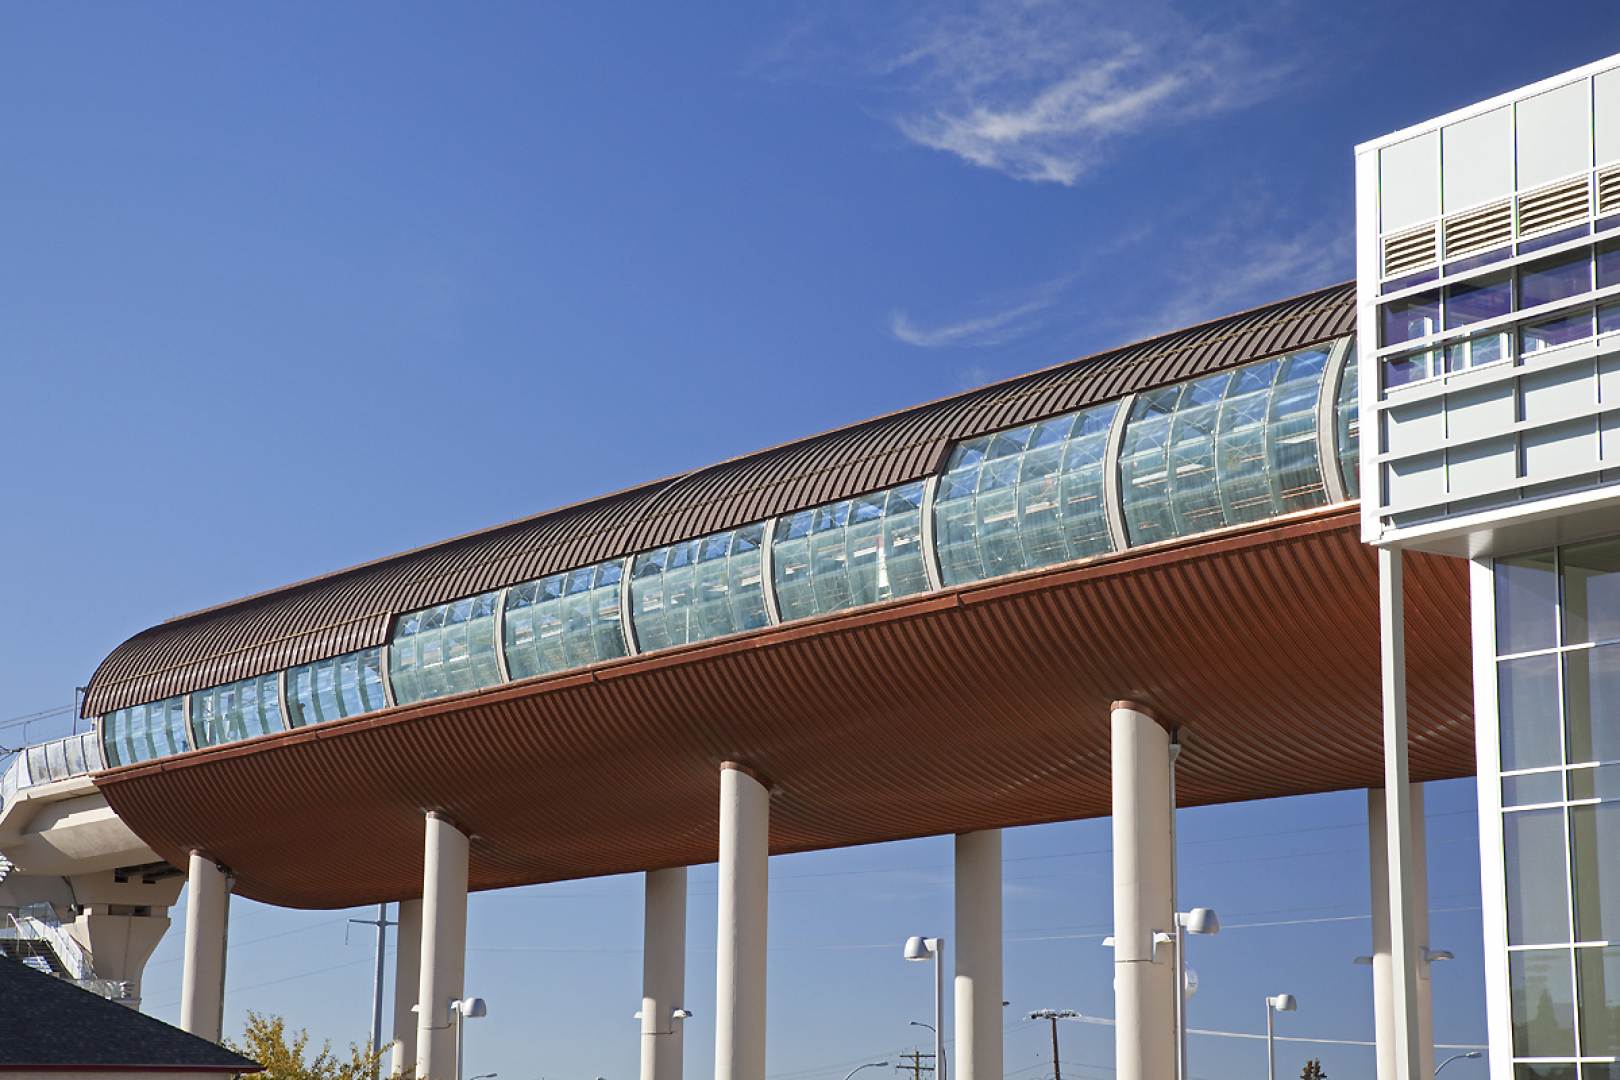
left=1111, top=701, right=1175, bottom=1080
left=715, top=763, right=769, bottom=1080
left=641, top=866, right=688, bottom=1080
left=1379, top=548, right=1426, bottom=1080
left=1368, top=785, right=1436, bottom=1080
left=179, top=850, right=230, bottom=1041
left=955, top=829, right=1003, bottom=1080
left=391, top=899, right=423, bottom=1077
left=415, top=812, right=470, bottom=1080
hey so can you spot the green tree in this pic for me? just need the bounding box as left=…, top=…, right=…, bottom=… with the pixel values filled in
left=226, top=1011, right=389, bottom=1080
left=1300, top=1059, right=1327, bottom=1080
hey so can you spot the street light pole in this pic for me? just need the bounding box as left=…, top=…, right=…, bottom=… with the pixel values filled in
left=903, top=937, right=946, bottom=1080
left=1435, top=1051, right=1483, bottom=1076
left=841, top=1062, right=890, bottom=1080
left=348, top=903, right=396, bottom=1079
left=1265, top=994, right=1297, bottom=1080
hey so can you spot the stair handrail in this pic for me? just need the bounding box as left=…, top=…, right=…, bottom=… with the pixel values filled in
left=10, top=905, right=94, bottom=981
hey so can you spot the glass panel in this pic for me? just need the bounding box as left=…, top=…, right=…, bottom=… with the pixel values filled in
left=286, top=649, right=386, bottom=728
left=1566, top=647, right=1620, bottom=765
left=1569, top=764, right=1620, bottom=802
left=1447, top=273, right=1511, bottom=327
left=1444, top=330, right=1510, bottom=371
left=1599, top=241, right=1620, bottom=290
left=1517, top=1066, right=1578, bottom=1080
left=190, top=674, right=283, bottom=749
left=1336, top=349, right=1361, bottom=499
left=1521, top=251, right=1593, bottom=309
left=1384, top=351, right=1435, bottom=389
left=1498, top=552, right=1559, bottom=654
left=1524, top=310, right=1593, bottom=353
left=631, top=528, right=765, bottom=651
left=1501, top=654, right=1563, bottom=771
left=1119, top=387, right=1178, bottom=545
left=1382, top=291, right=1441, bottom=346
left=934, top=442, right=984, bottom=587
left=388, top=592, right=505, bottom=705
left=1504, top=807, right=1571, bottom=945
left=1572, top=801, right=1620, bottom=943
left=1166, top=373, right=1228, bottom=535
left=1564, top=540, right=1620, bottom=646
left=1058, top=403, right=1116, bottom=559
left=1267, top=349, right=1329, bottom=513
left=501, top=563, right=625, bottom=680
left=1510, top=948, right=1577, bottom=1057
left=1504, top=771, right=1565, bottom=806
left=1577, top=946, right=1620, bottom=1057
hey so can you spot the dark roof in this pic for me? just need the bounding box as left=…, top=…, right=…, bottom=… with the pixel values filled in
left=0, top=956, right=261, bottom=1071
left=83, top=281, right=1356, bottom=716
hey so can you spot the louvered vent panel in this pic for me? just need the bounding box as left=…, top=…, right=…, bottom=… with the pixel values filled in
left=1598, top=166, right=1620, bottom=216
left=1518, top=177, right=1590, bottom=237
left=1442, top=201, right=1512, bottom=259
left=1382, top=226, right=1437, bottom=278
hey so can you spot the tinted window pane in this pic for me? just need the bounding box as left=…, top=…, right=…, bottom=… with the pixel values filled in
left=388, top=591, right=505, bottom=705
left=1497, top=552, right=1559, bottom=654
left=631, top=528, right=766, bottom=650
left=1382, top=291, right=1441, bottom=346
left=1565, top=646, right=1620, bottom=764
left=502, top=562, right=626, bottom=680
left=1521, top=251, right=1592, bottom=309
left=1504, top=771, right=1565, bottom=806
left=1577, top=947, right=1620, bottom=1057
left=191, top=674, right=283, bottom=749
left=1501, top=654, right=1563, bottom=771
left=1510, top=949, right=1576, bottom=1057
left=286, top=648, right=387, bottom=727
left=1336, top=348, right=1361, bottom=499
left=1564, top=540, right=1620, bottom=645
left=1572, top=802, right=1620, bottom=943
left=1524, top=311, right=1592, bottom=353
left=1504, top=807, right=1571, bottom=945
left=1448, top=273, right=1511, bottom=327
left=772, top=483, right=930, bottom=620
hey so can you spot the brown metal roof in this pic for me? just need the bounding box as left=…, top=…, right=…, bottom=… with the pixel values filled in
left=83, top=283, right=1357, bottom=717
left=92, top=506, right=1472, bottom=910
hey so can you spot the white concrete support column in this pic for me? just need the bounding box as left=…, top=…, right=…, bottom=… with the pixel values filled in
left=641, top=867, right=688, bottom=1080
left=179, top=851, right=230, bottom=1041
left=715, top=762, right=769, bottom=1080
left=1111, top=701, right=1175, bottom=1080
left=391, top=899, right=423, bottom=1078
left=1368, top=786, right=1436, bottom=1080
left=415, top=813, right=470, bottom=1080
left=1378, top=548, right=1426, bottom=1080
left=955, top=830, right=1003, bottom=1080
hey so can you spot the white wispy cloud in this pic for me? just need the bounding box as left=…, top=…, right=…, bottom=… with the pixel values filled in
left=884, top=0, right=1290, bottom=185
left=889, top=272, right=1076, bottom=349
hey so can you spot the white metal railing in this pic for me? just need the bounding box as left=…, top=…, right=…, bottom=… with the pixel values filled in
left=5, top=902, right=94, bottom=981
left=0, top=731, right=103, bottom=813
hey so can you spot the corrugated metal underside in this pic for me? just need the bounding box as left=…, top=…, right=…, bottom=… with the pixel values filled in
left=83, top=284, right=1357, bottom=716
left=93, top=506, right=1472, bottom=910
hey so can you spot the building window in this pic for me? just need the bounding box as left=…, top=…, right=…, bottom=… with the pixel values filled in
left=100, top=696, right=187, bottom=768
left=932, top=403, right=1117, bottom=587
left=502, top=561, right=627, bottom=680
left=286, top=648, right=387, bottom=727
left=773, top=482, right=930, bottom=619
left=1495, top=540, right=1620, bottom=1073
left=191, top=674, right=284, bottom=749
left=1336, top=346, right=1361, bottom=499
left=630, top=525, right=768, bottom=651
left=388, top=591, right=504, bottom=705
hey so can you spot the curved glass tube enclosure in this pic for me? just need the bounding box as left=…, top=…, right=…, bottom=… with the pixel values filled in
left=98, top=337, right=1361, bottom=768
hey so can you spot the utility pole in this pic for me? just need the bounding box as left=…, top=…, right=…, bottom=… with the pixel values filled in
left=894, top=1050, right=935, bottom=1080
left=1028, top=1009, right=1078, bottom=1080
left=348, top=903, right=396, bottom=1078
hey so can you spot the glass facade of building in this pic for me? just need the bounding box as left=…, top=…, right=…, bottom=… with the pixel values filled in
left=772, top=482, right=930, bottom=619
left=503, top=561, right=627, bottom=680
left=1494, top=541, right=1620, bottom=1074
left=933, top=404, right=1118, bottom=586
left=95, top=335, right=1360, bottom=768
left=101, top=697, right=187, bottom=768
left=389, top=592, right=505, bottom=706
left=286, top=648, right=387, bottom=728
left=191, top=673, right=283, bottom=749
left=630, top=525, right=768, bottom=651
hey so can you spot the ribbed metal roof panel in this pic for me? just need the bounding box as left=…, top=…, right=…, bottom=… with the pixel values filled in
left=84, top=283, right=1356, bottom=716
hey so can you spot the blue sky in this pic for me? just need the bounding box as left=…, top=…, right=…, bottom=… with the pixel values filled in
left=4, top=2, right=1618, bottom=1077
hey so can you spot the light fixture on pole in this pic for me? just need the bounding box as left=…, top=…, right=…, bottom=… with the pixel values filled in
left=841, top=1062, right=890, bottom=1080
left=1027, top=1010, right=1078, bottom=1080
left=903, top=936, right=946, bottom=1080
left=1173, top=907, right=1219, bottom=1080
left=448, top=996, right=487, bottom=1080
left=1435, top=1050, right=1482, bottom=1075
left=1264, top=994, right=1296, bottom=1080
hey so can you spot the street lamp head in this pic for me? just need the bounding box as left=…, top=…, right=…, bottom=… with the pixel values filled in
left=1183, top=907, right=1220, bottom=935
left=903, top=936, right=939, bottom=961
left=1426, top=948, right=1456, bottom=963
left=1266, top=993, right=1297, bottom=1012
left=454, top=996, right=487, bottom=1019
left=672, top=1008, right=693, bottom=1021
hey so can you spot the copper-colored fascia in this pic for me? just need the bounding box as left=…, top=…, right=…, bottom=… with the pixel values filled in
left=93, top=505, right=1473, bottom=910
